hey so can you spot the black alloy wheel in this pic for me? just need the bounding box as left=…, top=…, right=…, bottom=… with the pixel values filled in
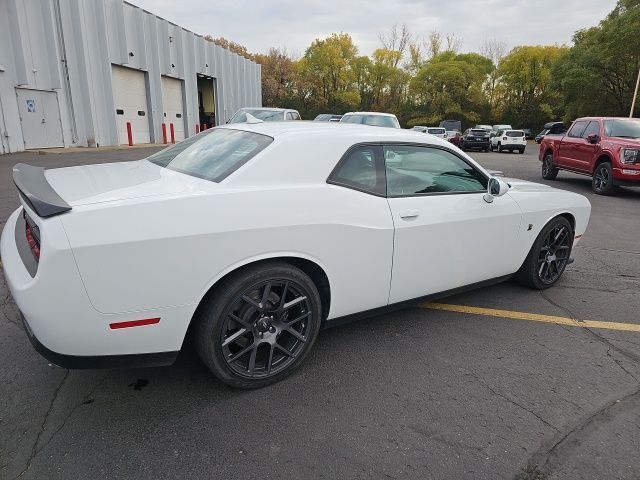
left=516, top=216, right=573, bottom=289
left=541, top=153, right=559, bottom=180
left=221, top=280, right=312, bottom=378
left=536, top=224, right=572, bottom=285
left=592, top=162, right=617, bottom=195
left=195, top=262, right=322, bottom=388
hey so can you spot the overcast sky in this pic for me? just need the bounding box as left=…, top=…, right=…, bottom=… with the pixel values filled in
left=131, top=0, right=616, bottom=57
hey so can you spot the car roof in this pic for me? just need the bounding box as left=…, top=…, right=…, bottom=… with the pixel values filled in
left=240, top=107, right=297, bottom=113
left=342, top=111, right=398, bottom=117
left=218, top=121, right=450, bottom=145
left=574, top=116, right=637, bottom=121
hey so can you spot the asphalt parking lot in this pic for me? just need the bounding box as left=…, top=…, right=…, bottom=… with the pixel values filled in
left=1, top=144, right=639, bottom=480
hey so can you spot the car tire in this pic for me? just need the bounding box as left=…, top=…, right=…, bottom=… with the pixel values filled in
left=489, top=144, right=493, bottom=152
left=497, top=143, right=503, bottom=153
left=541, top=152, right=559, bottom=180
left=515, top=216, right=573, bottom=290
left=194, top=261, right=322, bottom=389
left=592, top=162, right=618, bottom=196
left=519, top=148, right=525, bottom=154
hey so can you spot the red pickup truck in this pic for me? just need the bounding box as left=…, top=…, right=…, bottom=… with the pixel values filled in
left=539, top=117, right=640, bottom=195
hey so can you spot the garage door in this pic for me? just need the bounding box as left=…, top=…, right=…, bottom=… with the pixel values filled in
left=112, top=65, right=150, bottom=145
left=16, top=88, right=64, bottom=149
left=161, top=76, right=185, bottom=142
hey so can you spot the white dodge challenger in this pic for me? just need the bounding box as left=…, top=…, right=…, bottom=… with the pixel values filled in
left=1, top=122, right=590, bottom=388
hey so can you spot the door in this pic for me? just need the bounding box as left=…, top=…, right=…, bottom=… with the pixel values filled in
left=557, top=120, right=588, bottom=170
left=112, top=65, right=150, bottom=145
left=384, top=144, right=523, bottom=304
left=573, top=120, right=601, bottom=172
left=16, top=88, right=64, bottom=149
left=161, top=76, right=185, bottom=141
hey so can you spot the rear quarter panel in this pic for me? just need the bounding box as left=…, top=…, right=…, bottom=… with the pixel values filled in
left=60, top=185, right=394, bottom=320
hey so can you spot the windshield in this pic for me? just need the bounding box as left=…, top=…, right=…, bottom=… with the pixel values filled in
left=229, top=109, right=284, bottom=123
left=603, top=119, right=640, bottom=139
left=427, top=128, right=445, bottom=135
left=148, top=128, right=273, bottom=182
left=506, top=131, right=524, bottom=137
left=342, top=114, right=400, bottom=128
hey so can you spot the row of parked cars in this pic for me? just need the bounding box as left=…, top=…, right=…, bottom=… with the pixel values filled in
left=227, top=108, right=532, bottom=156
left=228, top=108, right=403, bottom=128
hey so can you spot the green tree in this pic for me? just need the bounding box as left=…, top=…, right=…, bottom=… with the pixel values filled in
left=299, top=33, right=360, bottom=113
left=409, top=51, right=492, bottom=126
left=552, top=0, right=640, bottom=119
left=496, top=45, right=566, bottom=129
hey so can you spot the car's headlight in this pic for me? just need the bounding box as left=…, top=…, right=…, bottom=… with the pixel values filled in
left=621, top=148, right=640, bottom=164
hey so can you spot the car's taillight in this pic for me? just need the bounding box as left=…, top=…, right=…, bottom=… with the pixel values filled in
left=24, top=214, right=40, bottom=260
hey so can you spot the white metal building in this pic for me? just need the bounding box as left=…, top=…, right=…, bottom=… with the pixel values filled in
left=0, top=0, right=262, bottom=153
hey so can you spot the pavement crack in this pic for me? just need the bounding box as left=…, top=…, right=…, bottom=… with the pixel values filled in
left=521, top=386, right=640, bottom=477
left=35, top=375, right=108, bottom=456
left=463, top=367, right=560, bottom=433
left=606, top=348, right=638, bottom=382
left=576, top=245, right=640, bottom=256
left=14, top=370, right=69, bottom=479
left=539, top=291, right=640, bottom=365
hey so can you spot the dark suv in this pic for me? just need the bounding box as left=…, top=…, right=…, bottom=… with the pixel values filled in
left=461, top=128, right=491, bottom=152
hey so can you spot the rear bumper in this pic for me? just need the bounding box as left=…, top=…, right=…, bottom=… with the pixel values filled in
left=1, top=207, right=189, bottom=366
left=499, top=143, right=526, bottom=149
left=464, top=141, right=489, bottom=148
left=21, top=312, right=178, bottom=369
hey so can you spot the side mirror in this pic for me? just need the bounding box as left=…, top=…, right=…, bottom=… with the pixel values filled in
left=587, top=133, right=599, bottom=144
left=484, top=177, right=510, bottom=203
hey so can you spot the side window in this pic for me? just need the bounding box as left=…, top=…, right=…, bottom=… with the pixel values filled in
left=286, top=112, right=294, bottom=120
left=567, top=121, right=588, bottom=138
left=581, top=121, right=600, bottom=138
left=328, top=145, right=385, bottom=195
left=384, top=145, right=487, bottom=197
left=291, top=112, right=301, bottom=120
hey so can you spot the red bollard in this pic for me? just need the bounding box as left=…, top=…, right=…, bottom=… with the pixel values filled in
left=202, top=123, right=208, bottom=130
left=162, top=123, right=167, bottom=144
left=126, top=122, right=133, bottom=146
left=170, top=123, right=175, bottom=144
left=195, top=124, right=200, bottom=134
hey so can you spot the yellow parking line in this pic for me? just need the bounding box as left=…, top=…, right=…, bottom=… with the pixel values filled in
left=420, top=302, right=640, bottom=333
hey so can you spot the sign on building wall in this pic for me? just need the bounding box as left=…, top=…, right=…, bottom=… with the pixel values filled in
left=26, top=99, right=36, bottom=112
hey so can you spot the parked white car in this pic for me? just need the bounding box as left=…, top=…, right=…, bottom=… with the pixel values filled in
left=341, top=112, right=400, bottom=128
left=492, top=124, right=513, bottom=132
left=228, top=107, right=301, bottom=123
left=2, top=122, right=590, bottom=388
left=490, top=129, right=527, bottom=153
left=411, top=126, right=447, bottom=139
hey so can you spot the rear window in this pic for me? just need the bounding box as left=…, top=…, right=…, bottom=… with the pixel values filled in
left=470, top=129, right=487, bottom=135
left=342, top=115, right=400, bottom=128
left=148, top=128, right=273, bottom=182
left=506, top=131, right=524, bottom=137
left=427, top=128, right=445, bottom=135
left=229, top=109, right=284, bottom=123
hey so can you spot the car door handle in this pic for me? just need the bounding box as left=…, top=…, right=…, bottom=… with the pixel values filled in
left=399, top=210, right=419, bottom=219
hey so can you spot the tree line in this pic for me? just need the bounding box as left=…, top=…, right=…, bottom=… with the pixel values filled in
left=208, top=0, right=640, bottom=131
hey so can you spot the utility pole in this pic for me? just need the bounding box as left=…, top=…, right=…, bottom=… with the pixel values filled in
left=631, top=65, right=640, bottom=118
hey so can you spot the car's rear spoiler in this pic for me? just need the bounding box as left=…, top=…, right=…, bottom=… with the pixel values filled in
left=12, top=163, right=72, bottom=218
